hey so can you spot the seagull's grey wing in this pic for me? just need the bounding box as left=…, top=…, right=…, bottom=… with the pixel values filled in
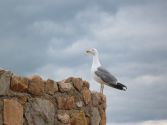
left=95, top=66, right=117, bottom=85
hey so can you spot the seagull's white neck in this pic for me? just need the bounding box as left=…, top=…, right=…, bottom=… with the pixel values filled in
left=92, top=54, right=101, bottom=70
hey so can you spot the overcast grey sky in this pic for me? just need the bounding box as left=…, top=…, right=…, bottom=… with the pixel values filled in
left=0, top=0, right=167, bottom=125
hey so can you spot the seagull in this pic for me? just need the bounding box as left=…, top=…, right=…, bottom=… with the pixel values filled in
left=86, top=48, right=127, bottom=94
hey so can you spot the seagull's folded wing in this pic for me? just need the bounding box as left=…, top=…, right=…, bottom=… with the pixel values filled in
left=95, top=66, right=117, bottom=85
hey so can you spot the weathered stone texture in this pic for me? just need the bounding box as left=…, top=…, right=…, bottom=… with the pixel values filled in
left=10, top=75, right=29, bottom=93
left=57, top=113, right=70, bottom=124
left=72, top=78, right=83, bottom=91
left=83, top=80, right=90, bottom=89
left=56, top=96, right=75, bottom=110
left=0, top=100, right=3, bottom=125
left=25, top=98, right=55, bottom=125
left=82, top=87, right=91, bottom=105
left=46, top=79, right=58, bottom=95
left=0, top=71, right=12, bottom=95
left=92, top=92, right=106, bottom=107
left=71, top=111, right=88, bottom=125
left=100, top=110, right=106, bottom=125
left=76, top=101, right=83, bottom=108
left=0, top=70, right=106, bottom=125
left=29, top=75, right=45, bottom=96
left=58, top=82, right=73, bottom=92
left=3, top=99, right=23, bottom=125
left=91, top=107, right=101, bottom=125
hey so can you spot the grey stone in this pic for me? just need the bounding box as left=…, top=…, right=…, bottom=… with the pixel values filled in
left=57, top=113, right=70, bottom=124
left=58, top=82, right=73, bottom=92
left=25, top=98, right=55, bottom=125
left=76, top=101, right=83, bottom=108
left=91, top=107, right=101, bottom=125
left=0, top=70, right=12, bottom=95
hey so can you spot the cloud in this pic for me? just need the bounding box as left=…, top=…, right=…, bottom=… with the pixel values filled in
left=110, top=120, right=167, bottom=125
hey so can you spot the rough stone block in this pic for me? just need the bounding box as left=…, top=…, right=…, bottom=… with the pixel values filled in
left=56, top=96, right=75, bottom=110
left=83, top=80, right=89, bottom=89
left=72, top=77, right=83, bottom=91
left=46, top=79, right=58, bottom=95
left=25, top=98, right=55, bottom=125
left=58, top=82, right=73, bottom=92
left=91, top=107, right=101, bottom=125
left=71, top=111, right=88, bottom=125
left=3, top=99, right=23, bottom=125
left=82, top=87, right=91, bottom=105
left=92, top=92, right=106, bottom=106
left=57, top=113, right=70, bottom=124
left=100, top=110, right=106, bottom=125
left=10, top=75, right=29, bottom=93
left=28, top=75, right=45, bottom=96
left=18, top=96, right=28, bottom=105
left=76, top=101, right=83, bottom=108
left=0, top=100, right=3, bottom=125
left=0, top=71, right=12, bottom=95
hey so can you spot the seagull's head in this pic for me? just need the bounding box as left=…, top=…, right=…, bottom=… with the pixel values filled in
left=86, top=48, right=98, bottom=56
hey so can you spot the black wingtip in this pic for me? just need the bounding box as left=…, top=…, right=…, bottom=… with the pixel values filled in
left=115, top=83, right=127, bottom=91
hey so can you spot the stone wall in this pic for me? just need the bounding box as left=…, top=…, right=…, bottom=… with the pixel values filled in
left=0, top=69, right=106, bottom=125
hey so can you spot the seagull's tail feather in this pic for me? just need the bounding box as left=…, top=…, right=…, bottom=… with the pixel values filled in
left=114, top=82, right=127, bottom=91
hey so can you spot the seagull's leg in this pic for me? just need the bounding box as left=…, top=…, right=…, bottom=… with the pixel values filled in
left=102, top=83, right=104, bottom=94
left=100, top=83, right=102, bottom=94
left=100, top=83, right=104, bottom=94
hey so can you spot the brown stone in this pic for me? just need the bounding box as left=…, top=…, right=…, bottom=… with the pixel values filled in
left=56, top=96, right=75, bottom=110
left=18, top=96, right=28, bottom=105
left=71, top=111, right=87, bottom=125
left=3, top=99, right=23, bottom=125
left=83, top=80, right=89, bottom=89
left=0, top=71, right=12, bottom=95
left=10, top=75, right=29, bottom=93
left=28, top=75, right=45, bottom=96
left=100, top=110, right=106, bottom=125
left=57, top=113, right=70, bottom=124
left=82, top=87, right=91, bottom=105
left=0, top=69, right=5, bottom=76
left=58, top=82, right=73, bottom=92
left=64, top=77, right=73, bottom=83
left=46, top=79, right=58, bottom=95
left=72, top=78, right=83, bottom=91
